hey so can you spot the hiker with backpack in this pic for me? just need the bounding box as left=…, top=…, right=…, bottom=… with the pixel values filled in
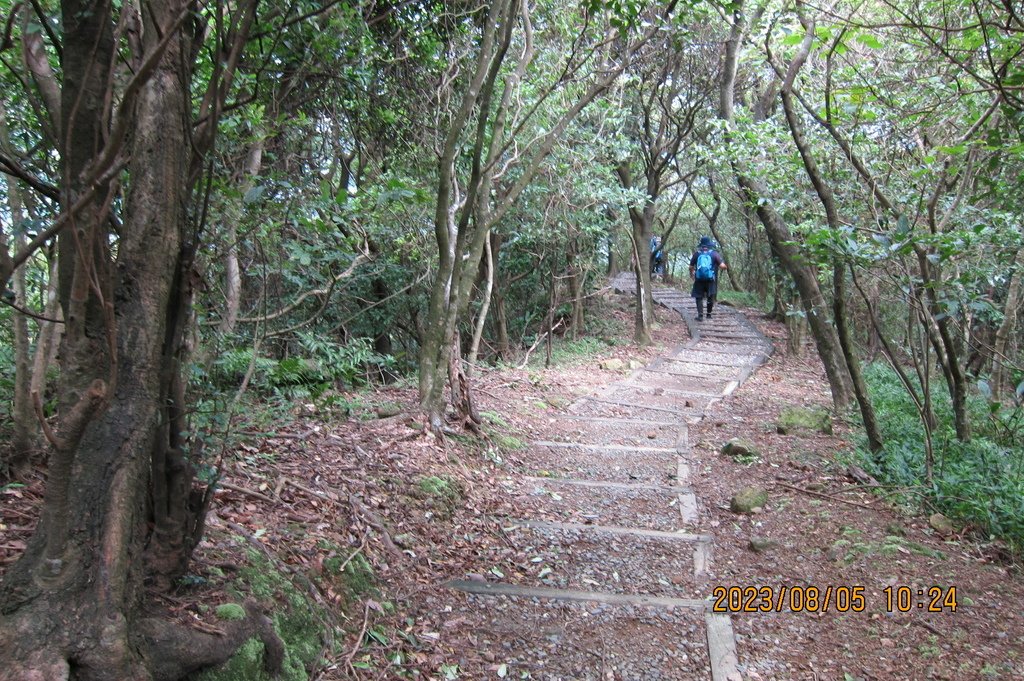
left=689, top=235, right=727, bottom=320
left=650, top=235, right=665, bottom=279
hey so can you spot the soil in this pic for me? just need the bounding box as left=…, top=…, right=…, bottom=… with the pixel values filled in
left=2, top=281, right=1024, bottom=680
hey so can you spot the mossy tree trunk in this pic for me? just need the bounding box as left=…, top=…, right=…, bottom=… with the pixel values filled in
left=0, top=1, right=278, bottom=678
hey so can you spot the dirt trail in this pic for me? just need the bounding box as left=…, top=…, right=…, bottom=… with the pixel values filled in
left=429, top=273, right=770, bottom=680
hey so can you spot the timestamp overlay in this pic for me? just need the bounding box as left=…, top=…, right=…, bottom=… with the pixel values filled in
left=710, top=585, right=959, bottom=614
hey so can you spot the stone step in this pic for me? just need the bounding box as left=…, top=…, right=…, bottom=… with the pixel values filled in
left=509, top=445, right=681, bottom=486
left=600, top=386, right=717, bottom=413
left=438, top=587, right=714, bottom=679
left=624, top=373, right=732, bottom=395
left=510, top=518, right=712, bottom=544
left=643, top=362, right=744, bottom=380
left=538, top=418, right=686, bottom=451
left=500, top=476, right=699, bottom=531
left=485, top=522, right=705, bottom=597
left=661, top=356, right=754, bottom=370
left=567, top=396, right=697, bottom=420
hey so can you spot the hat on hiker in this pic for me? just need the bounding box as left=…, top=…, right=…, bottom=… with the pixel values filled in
left=699, top=235, right=713, bottom=248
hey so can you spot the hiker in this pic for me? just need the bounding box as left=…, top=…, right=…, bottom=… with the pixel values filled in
left=650, top=235, right=665, bottom=279
left=689, top=235, right=727, bottom=320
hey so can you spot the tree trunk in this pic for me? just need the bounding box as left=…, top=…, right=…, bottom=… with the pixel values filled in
left=992, top=247, right=1024, bottom=399
left=468, top=230, right=495, bottom=367
left=915, top=250, right=971, bottom=441
left=219, top=136, right=264, bottom=336
left=718, top=2, right=853, bottom=409
left=1, top=101, right=37, bottom=469
left=30, top=257, right=62, bottom=402
left=615, top=162, right=654, bottom=345
left=786, top=305, right=805, bottom=356
left=776, top=40, right=882, bottom=449
left=0, top=2, right=276, bottom=677
left=489, top=233, right=511, bottom=361
left=835, top=263, right=884, bottom=453
left=566, top=237, right=585, bottom=339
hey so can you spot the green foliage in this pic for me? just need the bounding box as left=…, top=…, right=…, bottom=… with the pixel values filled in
left=215, top=603, right=247, bottom=621
left=716, top=289, right=765, bottom=310
left=415, top=474, right=464, bottom=520
left=194, top=543, right=329, bottom=681
left=855, top=364, right=1024, bottom=552
left=208, top=335, right=394, bottom=400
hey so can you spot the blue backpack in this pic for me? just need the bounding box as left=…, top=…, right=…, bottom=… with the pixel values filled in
left=695, top=250, right=715, bottom=281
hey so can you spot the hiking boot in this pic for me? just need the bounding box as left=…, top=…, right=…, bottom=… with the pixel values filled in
left=696, top=314, right=704, bottom=321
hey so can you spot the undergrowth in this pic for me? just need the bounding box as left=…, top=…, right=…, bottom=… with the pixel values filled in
left=853, top=363, right=1024, bottom=554
left=716, top=289, right=764, bottom=310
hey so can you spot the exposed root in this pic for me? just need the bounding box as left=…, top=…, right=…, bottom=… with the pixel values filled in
left=140, top=601, right=283, bottom=681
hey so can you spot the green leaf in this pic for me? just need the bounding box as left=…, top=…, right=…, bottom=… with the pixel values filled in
left=243, top=185, right=265, bottom=204
left=856, top=33, right=883, bottom=49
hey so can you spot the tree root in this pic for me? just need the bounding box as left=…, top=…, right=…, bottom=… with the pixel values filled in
left=140, top=601, right=283, bottom=681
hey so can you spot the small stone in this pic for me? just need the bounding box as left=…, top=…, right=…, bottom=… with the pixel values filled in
left=880, top=638, right=895, bottom=648
left=600, top=358, right=625, bottom=371
left=375, top=403, right=402, bottom=418
left=748, top=537, right=779, bottom=553
left=730, top=487, right=768, bottom=514
left=805, top=482, right=827, bottom=492
left=628, top=359, right=644, bottom=369
left=929, top=513, right=955, bottom=536
left=721, top=438, right=759, bottom=459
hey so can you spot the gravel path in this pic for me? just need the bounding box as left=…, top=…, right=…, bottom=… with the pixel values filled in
left=444, top=273, right=773, bottom=680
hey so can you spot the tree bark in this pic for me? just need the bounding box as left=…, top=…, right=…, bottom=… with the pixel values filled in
left=718, top=2, right=853, bottom=409
left=219, top=135, right=264, bottom=336
left=0, top=1, right=277, bottom=677
left=615, top=161, right=655, bottom=345
left=0, top=100, right=37, bottom=469
left=775, top=30, right=882, bottom=449
left=992, top=247, right=1024, bottom=399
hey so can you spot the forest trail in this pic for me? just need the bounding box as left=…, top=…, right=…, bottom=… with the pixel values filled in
left=438, top=273, right=772, bottom=680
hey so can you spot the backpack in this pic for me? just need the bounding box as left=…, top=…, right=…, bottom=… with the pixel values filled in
left=695, top=250, right=715, bottom=281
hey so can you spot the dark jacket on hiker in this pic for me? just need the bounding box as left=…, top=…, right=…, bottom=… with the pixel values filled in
left=689, top=237, right=726, bottom=300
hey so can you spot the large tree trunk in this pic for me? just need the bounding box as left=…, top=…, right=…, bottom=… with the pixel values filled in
left=0, top=2, right=276, bottom=678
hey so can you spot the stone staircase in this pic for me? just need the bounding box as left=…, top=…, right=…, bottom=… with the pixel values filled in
left=441, top=273, right=773, bottom=679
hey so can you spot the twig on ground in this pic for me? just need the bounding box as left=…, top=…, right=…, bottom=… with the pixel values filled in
left=910, top=618, right=943, bottom=637
left=349, top=495, right=404, bottom=561
left=774, top=482, right=878, bottom=510
left=343, top=601, right=372, bottom=675
left=235, top=428, right=318, bottom=440
left=284, top=477, right=339, bottom=502
left=219, top=480, right=276, bottom=503
left=188, top=618, right=226, bottom=636
left=337, top=534, right=369, bottom=574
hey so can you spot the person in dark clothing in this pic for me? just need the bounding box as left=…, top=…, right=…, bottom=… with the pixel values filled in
left=650, top=235, right=665, bottom=278
left=688, top=235, right=727, bottom=320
